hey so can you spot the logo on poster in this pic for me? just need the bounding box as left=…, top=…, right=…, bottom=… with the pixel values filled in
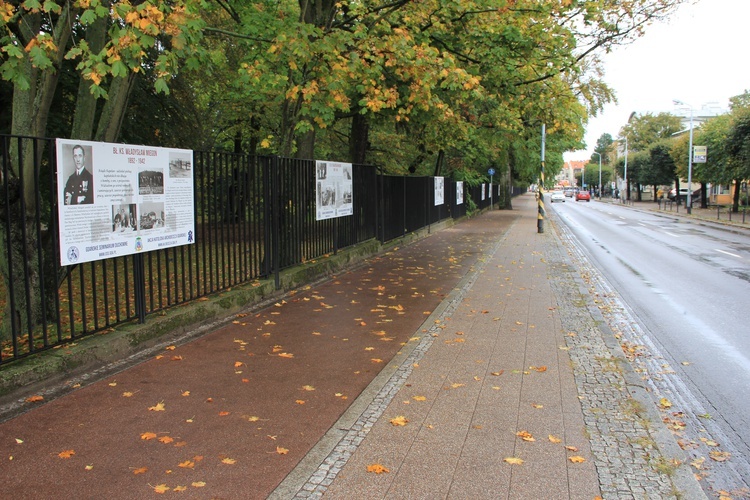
left=135, top=237, right=143, bottom=252
left=67, top=246, right=80, bottom=263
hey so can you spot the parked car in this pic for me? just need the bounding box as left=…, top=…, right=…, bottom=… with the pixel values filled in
left=668, top=188, right=689, bottom=201
left=550, top=190, right=565, bottom=203
left=576, top=191, right=591, bottom=202
left=564, top=188, right=575, bottom=198
left=668, top=187, right=699, bottom=203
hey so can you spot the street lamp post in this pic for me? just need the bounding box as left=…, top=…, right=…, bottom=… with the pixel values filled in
left=674, top=100, right=694, bottom=214
left=592, top=152, right=602, bottom=199
left=623, top=137, right=628, bottom=201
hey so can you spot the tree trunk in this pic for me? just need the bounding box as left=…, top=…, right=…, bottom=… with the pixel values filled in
left=71, top=10, right=108, bottom=140
left=700, top=182, right=708, bottom=208
left=95, top=73, right=138, bottom=143
left=349, top=113, right=369, bottom=165
left=733, top=179, right=741, bottom=212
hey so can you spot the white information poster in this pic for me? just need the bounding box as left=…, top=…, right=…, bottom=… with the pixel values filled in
left=315, top=160, right=353, bottom=220
left=481, top=183, right=486, bottom=201
left=434, top=176, right=444, bottom=206
left=56, top=139, right=195, bottom=266
left=456, top=181, right=464, bottom=205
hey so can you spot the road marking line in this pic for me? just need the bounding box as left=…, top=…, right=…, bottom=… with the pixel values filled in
left=715, top=249, right=741, bottom=258
left=664, top=232, right=679, bottom=237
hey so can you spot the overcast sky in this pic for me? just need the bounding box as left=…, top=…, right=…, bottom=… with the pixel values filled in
left=564, top=0, right=750, bottom=162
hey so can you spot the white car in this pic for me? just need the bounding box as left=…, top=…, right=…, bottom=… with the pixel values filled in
left=550, top=190, right=565, bottom=203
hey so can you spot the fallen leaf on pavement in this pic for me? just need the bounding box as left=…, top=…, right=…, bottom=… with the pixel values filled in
left=276, top=446, right=289, bottom=455
left=549, top=435, right=562, bottom=443
left=516, top=431, right=535, bottom=442
left=367, top=463, right=389, bottom=474
left=141, top=432, right=157, bottom=440
left=221, top=458, right=236, bottom=464
left=148, top=402, right=166, bottom=412
left=390, top=416, right=409, bottom=426
left=133, top=467, right=148, bottom=475
left=153, top=484, right=169, bottom=494
left=504, top=457, right=524, bottom=465
left=58, top=449, right=75, bottom=459
left=25, top=395, right=44, bottom=403
left=568, top=456, right=586, bottom=463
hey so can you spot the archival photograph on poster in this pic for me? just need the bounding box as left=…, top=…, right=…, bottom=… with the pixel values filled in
left=434, top=176, right=444, bottom=206
left=316, top=160, right=353, bottom=220
left=456, top=181, right=464, bottom=205
left=56, top=139, right=195, bottom=266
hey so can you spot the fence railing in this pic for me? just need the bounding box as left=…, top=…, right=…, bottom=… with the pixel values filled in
left=0, top=134, right=514, bottom=366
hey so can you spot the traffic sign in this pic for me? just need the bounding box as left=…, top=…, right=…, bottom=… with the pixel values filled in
left=488, top=168, right=495, bottom=176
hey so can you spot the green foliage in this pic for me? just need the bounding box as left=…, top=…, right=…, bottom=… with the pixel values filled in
left=620, top=112, right=682, bottom=152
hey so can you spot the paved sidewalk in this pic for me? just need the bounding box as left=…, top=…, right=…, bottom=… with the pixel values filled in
left=290, top=196, right=601, bottom=499
left=0, top=194, right=705, bottom=499
left=275, top=195, right=704, bottom=499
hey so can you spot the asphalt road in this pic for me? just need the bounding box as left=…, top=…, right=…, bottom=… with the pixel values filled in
left=549, top=197, right=750, bottom=492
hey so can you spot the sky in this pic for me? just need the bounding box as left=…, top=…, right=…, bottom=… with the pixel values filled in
left=564, top=0, right=750, bottom=162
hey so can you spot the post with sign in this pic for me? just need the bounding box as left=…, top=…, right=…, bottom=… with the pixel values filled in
left=488, top=168, right=495, bottom=209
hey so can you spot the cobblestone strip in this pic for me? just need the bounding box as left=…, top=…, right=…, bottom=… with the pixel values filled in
left=546, top=213, right=709, bottom=499
left=292, top=241, right=501, bottom=499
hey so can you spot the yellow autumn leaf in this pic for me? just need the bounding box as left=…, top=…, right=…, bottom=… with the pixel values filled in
left=503, top=457, right=524, bottom=465
left=390, top=416, right=409, bottom=426
left=25, top=395, right=44, bottom=403
left=174, top=486, right=187, bottom=492
left=133, top=467, right=148, bottom=475
left=58, top=449, right=75, bottom=459
left=709, top=451, right=731, bottom=462
left=565, top=445, right=579, bottom=452
left=516, top=431, right=535, bottom=442
left=278, top=352, right=294, bottom=358
left=179, top=460, right=195, bottom=468
left=276, top=446, right=289, bottom=455
left=192, top=481, right=206, bottom=488
left=367, top=463, right=390, bottom=474
left=548, top=435, right=562, bottom=443
left=221, top=457, right=236, bottom=464
left=302, top=385, right=315, bottom=391
left=122, top=391, right=134, bottom=397
left=140, top=432, right=157, bottom=440
left=158, top=436, right=174, bottom=444
left=412, top=396, right=427, bottom=401
left=148, top=402, right=166, bottom=412
left=568, top=456, right=586, bottom=463
left=153, top=484, right=169, bottom=494
left=659, top=397, right=672, bottom=408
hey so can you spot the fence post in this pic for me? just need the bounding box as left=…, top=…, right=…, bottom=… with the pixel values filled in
left=271, top=156, right=280, bottom=289
left=134, top=254, right=146, bottom=323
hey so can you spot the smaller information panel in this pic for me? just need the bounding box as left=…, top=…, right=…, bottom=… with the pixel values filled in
left=56, top=139, right=195, bottom=266
left=434, top=176, right=445, bottom=206
left=315, top=160, right=353, bottom=220
left=456, top=181, right=464, bottom=205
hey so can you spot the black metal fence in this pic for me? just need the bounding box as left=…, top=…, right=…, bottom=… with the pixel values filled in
left=0, top=134, right=513, bottom=365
